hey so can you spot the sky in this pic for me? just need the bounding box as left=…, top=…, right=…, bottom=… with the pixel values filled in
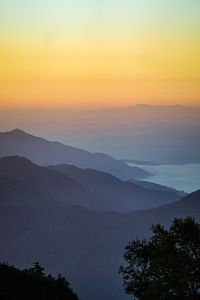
left=0, top=0, right=200, bottom=109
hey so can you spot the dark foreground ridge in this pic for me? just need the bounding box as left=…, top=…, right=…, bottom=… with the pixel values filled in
left=0, top=262, right=78, bottom=300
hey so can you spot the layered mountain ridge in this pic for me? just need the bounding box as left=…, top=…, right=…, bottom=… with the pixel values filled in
left=0, top=160, right=199, bottom=300
left=0, top=129, right=149, bottom=180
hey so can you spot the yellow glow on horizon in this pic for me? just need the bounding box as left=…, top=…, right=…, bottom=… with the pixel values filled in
left=0, top=1, right=200, bottom=108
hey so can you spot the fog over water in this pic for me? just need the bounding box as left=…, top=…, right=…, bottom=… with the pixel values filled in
left=129, top=163, right=200, bottom=193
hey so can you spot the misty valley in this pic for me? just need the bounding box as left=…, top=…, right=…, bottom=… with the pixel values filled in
left=0, top=128, right=200, bottom=300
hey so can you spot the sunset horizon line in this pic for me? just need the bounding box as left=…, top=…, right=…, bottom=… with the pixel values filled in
left=0, top=103, right=200, bottom=111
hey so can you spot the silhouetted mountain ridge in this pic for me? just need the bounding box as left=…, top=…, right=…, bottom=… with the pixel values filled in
left=0, top=155, right=108, bottom=211
left=0, top=165, right=199, bottom=300
left=48, top=163, right=182, bottom=211
left=0, top=156, right=181, bottom=212
left=0, top=129, right=149, bottom=180
left=129, top=179, right=186, bottom=197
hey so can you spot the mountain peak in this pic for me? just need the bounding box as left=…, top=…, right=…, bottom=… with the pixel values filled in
left=0, top=128, right=149, bottom=180
left=0, top=155, right=34, bottom=167
left=1, top=128, right=32, bottom=138
left=9, top=128, right=26, bottom=135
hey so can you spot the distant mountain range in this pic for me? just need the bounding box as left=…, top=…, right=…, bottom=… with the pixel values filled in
left=0, top=156, right=199, bottom=300
left=48, top=163, right=182, bottom=211
left=129, top=179, right=186, bottom=197
left=1, top=105, right=199, bottom=164
left=0, top=129, right=149, bottom=180
left=0, top=156, right=106, bottom=211
left=0, top=156, right=181, bottom=212
left=0, top=127, right=199, bottom=300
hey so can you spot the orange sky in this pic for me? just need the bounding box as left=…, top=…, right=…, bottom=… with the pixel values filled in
left=0, top=0, right=200, bottom=108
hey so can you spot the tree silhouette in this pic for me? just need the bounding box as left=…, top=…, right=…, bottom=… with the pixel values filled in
left=30, top=261, right=45, bottom=276
left=119, top=217, right=200, bottom=300
left=0, top=262, right=78, bottom=300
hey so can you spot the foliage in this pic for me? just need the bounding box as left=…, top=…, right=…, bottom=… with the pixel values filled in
left=0, top=261, right=78, bottom=300
left=119, top=217, right=200, bottom=300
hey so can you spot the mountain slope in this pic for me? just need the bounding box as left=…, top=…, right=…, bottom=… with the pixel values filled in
left=0, top=168, right=200, bottom=300
left=0, top=156, right=181, bottom=212
left=129, top=178, right=186, bottom=197
left=0, top=156, right=112, bottom=212
left=48, top=164, right=182, bottom=211
left=0, top=129, right=149, bottom=180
